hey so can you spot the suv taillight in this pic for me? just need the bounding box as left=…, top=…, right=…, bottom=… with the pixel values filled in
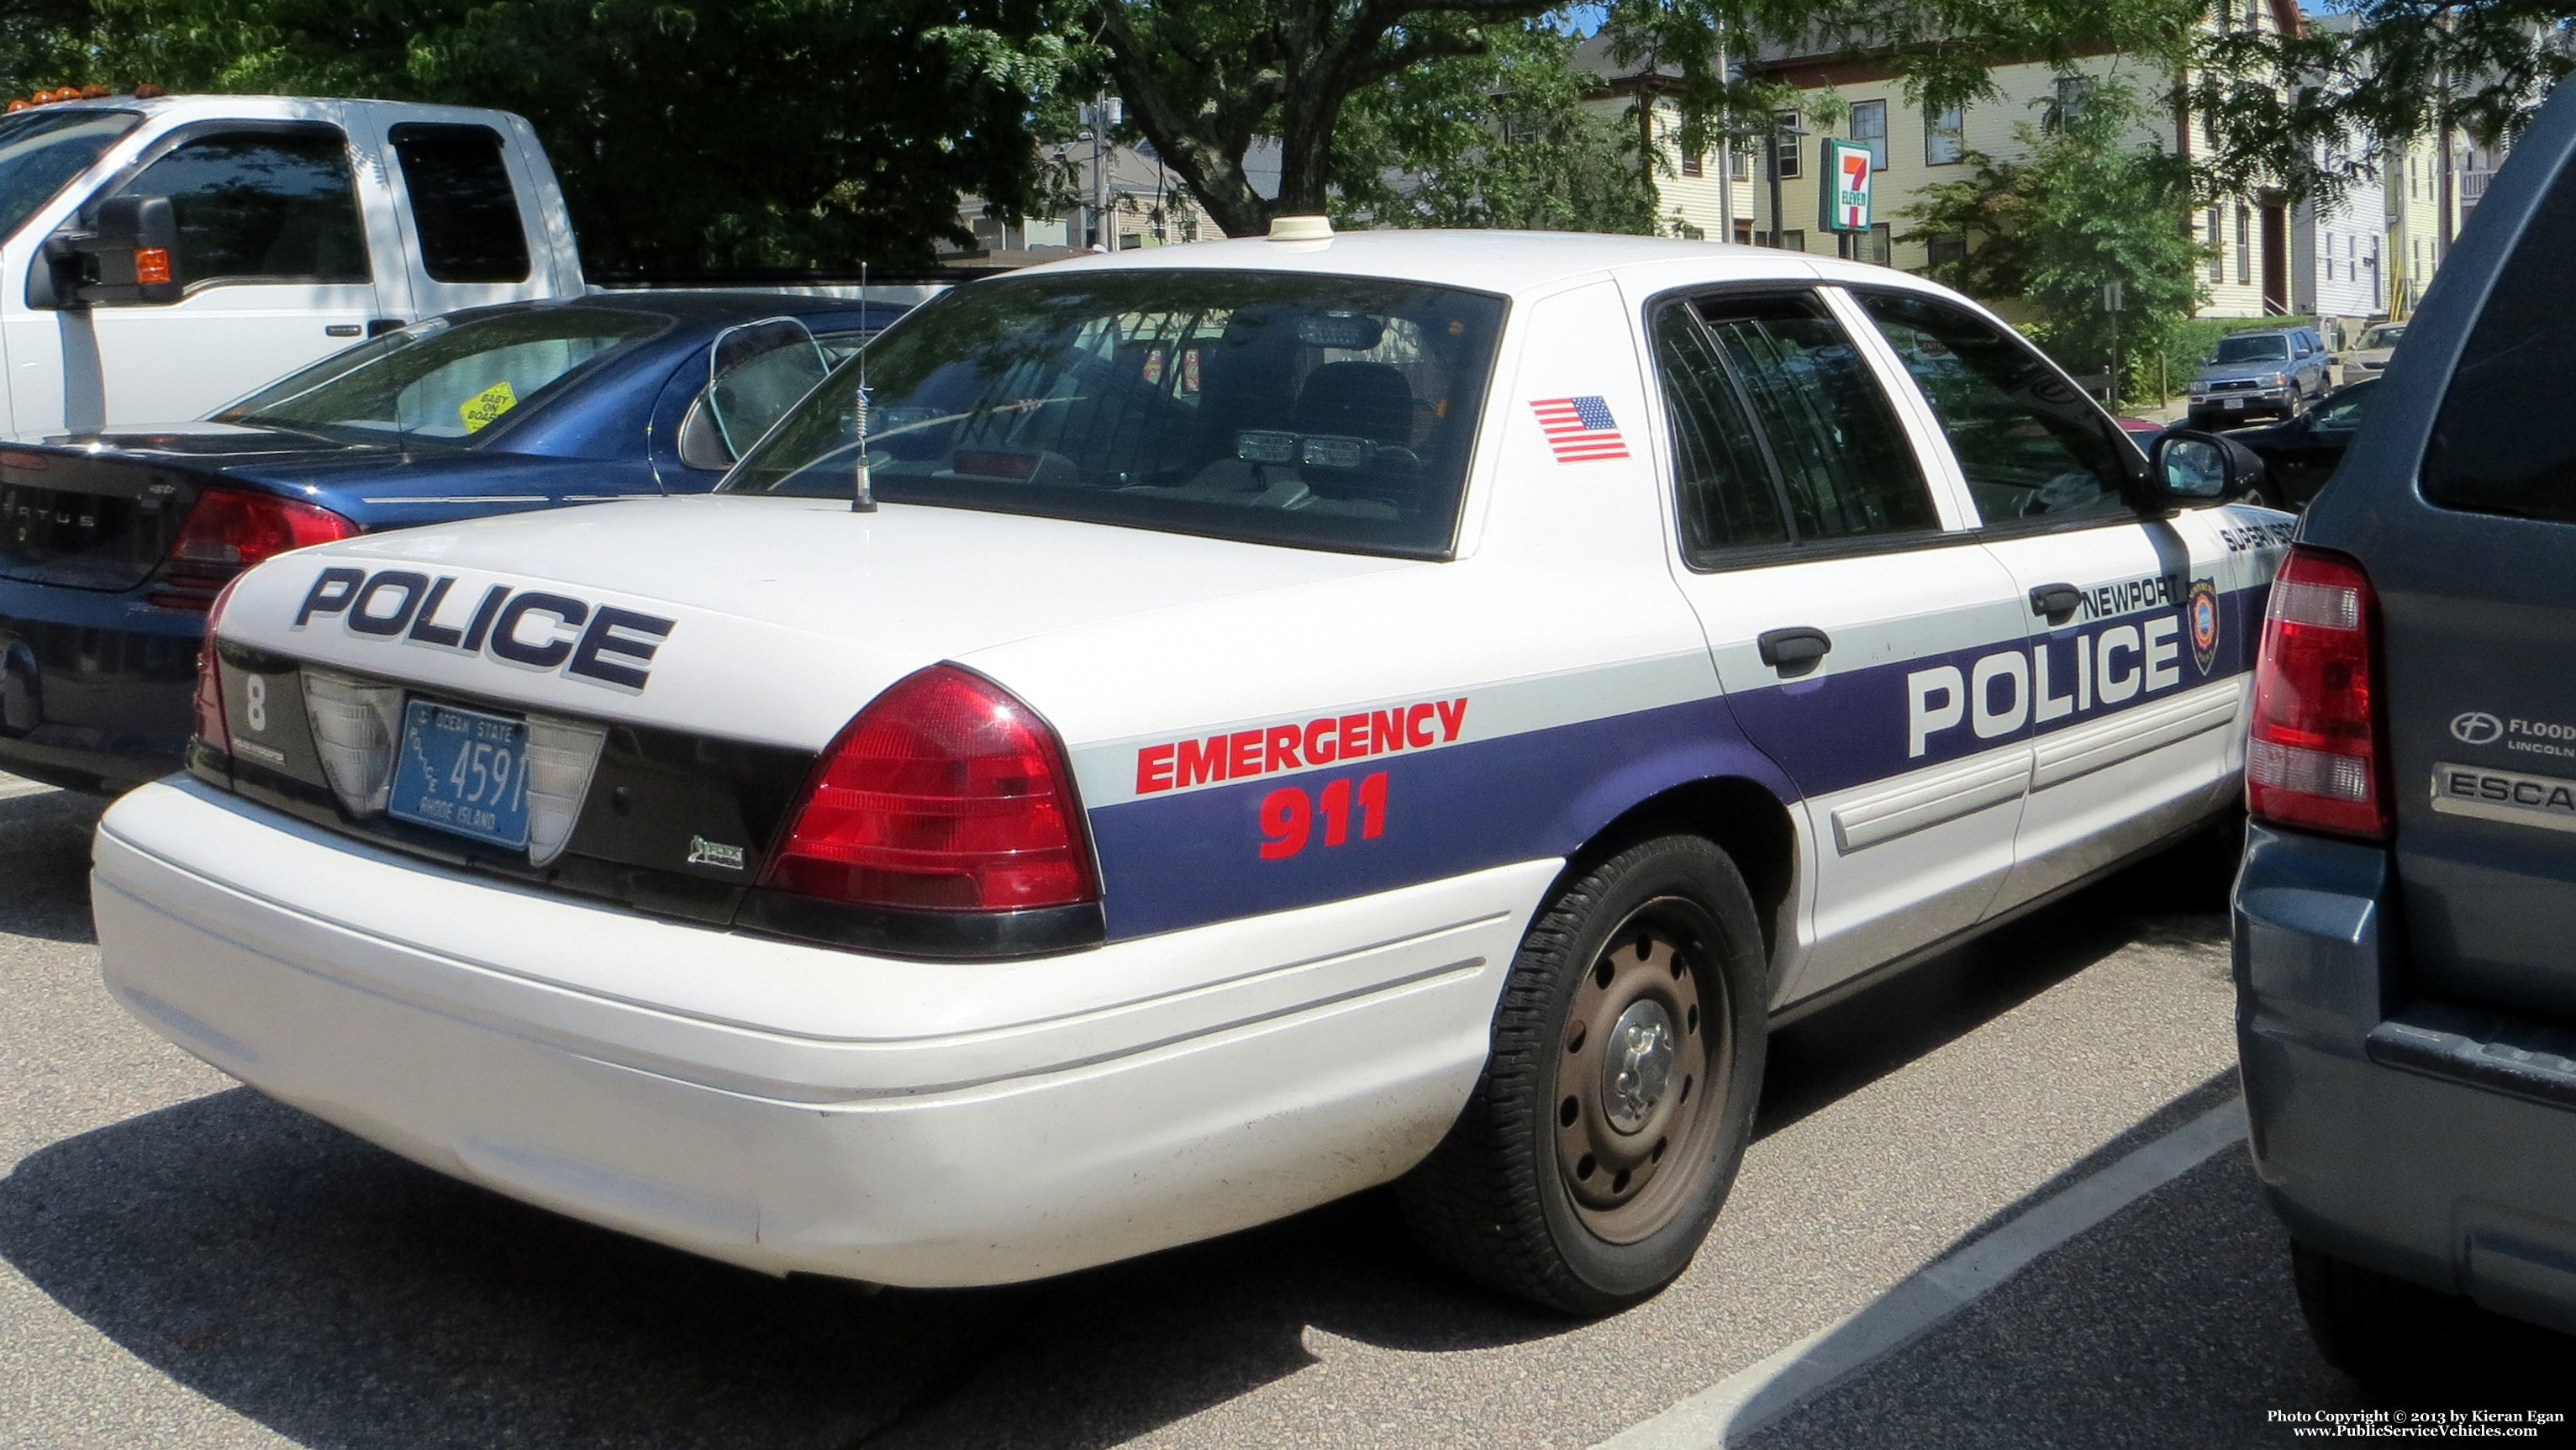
left=192, top=576, right=242, bottom=755
left=763, top=665, right=1099, bottom=912
left=2247, top=546, right=2387, bottom=840
left=152, top=487, right=358, bottom=609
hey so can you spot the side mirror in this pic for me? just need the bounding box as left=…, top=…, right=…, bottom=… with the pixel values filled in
left=37, top=195, right=183, bottom=309
left=2138, top=429, right=2265, bottom=513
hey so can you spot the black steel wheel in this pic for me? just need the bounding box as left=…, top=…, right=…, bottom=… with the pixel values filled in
left=1396, top=835, right=1767, bottom=1315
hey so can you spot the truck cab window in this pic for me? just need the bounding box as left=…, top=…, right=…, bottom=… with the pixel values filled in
left=118, top=127, right=368, bottom=287
left=389, top=123, right=531, bottom=284
left=0, top=108, right=141, bottom=240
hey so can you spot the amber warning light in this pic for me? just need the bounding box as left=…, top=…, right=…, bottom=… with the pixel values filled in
left=134, top=248, right=172, bottom=286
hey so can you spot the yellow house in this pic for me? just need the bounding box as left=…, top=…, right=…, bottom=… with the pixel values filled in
left=1578, top=0, right=2440, bottom=329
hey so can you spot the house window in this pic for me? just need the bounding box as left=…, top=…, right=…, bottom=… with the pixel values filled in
left=1925, top=103, right=1965, bottom=166
left=2052, top=76, right=2094, bottom=129
left=1734, top=219, right=1755, bottom=244
left=1774, top=113, right=1802, bottom=178
left=2236, top=204, right=2251, bottom=284
left=1850, top=100, right=1888, bottom=171
left=2209, top=208, right=2225, bottom=282
left=1681, top=144, right=1703, bottom=178
left=1779, top=228, right=1807, bottom=252
left=1926, top=233, right=1967, bottom=270
left=1863, top=222, right=1893, bottom=265
left=1730, top=142, right=1750, bottom=181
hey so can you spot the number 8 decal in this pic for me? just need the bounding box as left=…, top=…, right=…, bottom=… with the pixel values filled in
left=1259, top=771, right=1388, bottom=860
left=244, top=672, right=268, bottom=733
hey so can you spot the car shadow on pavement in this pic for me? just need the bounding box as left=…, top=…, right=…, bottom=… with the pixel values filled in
left=1758, top=819, right=2237, bottom=1140
left=0, top=823, right=2245, bottom=1450
left=0, top=787, right=107, bottom=946
left=0, top=1085, right=1565, bottom=1450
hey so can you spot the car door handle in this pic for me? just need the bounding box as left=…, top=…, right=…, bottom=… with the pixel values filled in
left=324, top=323, right=361, bottom=337
left=2030, top=583, right=2083, bottom=625
left=1757, top=626, right=1832, bottom=676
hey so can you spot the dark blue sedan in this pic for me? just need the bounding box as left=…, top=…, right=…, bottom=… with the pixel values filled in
left=0, top=290, right=901, bottom=792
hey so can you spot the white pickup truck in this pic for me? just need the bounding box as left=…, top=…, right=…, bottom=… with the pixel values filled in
left=3, top=92, right=596, bottom=432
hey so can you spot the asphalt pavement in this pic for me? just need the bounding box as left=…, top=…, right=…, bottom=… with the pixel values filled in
left=0, top=769, right=2559, bottom=1448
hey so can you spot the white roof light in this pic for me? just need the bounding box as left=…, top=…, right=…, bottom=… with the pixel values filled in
left=1267, top=214, right=1333, bottom=243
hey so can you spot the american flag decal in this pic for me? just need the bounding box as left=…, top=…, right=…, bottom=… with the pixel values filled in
left=1530, top=396, right=1630, bottom=462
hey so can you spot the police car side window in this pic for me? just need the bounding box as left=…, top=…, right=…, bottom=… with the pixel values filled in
left=1682, top=293, right=1939, bottom=545
left=1855, top=291, right=2131, bottom=527
left=1651, top=304, right=1791, bottom=553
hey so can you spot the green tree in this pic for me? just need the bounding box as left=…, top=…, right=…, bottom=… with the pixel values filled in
left=1329, top=19, right=1660, bottom=233
left=7, top=0, right=1083, bottom=270
left=1899, top=80, right=2204, bottom=398
left=1088, top=0, right=1566, bottom=235
left=2189, top=0, right=2575, bottom=207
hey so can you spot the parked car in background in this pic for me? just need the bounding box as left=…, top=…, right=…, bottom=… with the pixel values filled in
left=0, top=89, right=940, bottom=434
left=0, top=291, right=898, bottom=793
left=2341, top=321, right=2406, bottom=381
left=2235, top=81, right=2576, bottom=1394
left=2220, top=378, right=2378, bottom=509
left=2186, top=327, right=2331, bottom=428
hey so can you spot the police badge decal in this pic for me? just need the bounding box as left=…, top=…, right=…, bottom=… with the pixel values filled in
left=2189, top=578, right=2220, bottom=674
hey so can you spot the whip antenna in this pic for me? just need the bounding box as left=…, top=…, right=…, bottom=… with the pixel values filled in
left=852, top=261, right=877, bottom=513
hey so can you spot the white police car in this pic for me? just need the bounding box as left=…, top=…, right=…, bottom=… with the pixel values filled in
left=92, top=225, right=2288, bottom=1313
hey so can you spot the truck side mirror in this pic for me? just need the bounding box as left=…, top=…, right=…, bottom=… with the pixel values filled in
left=36, top=195, right=183, bottom=308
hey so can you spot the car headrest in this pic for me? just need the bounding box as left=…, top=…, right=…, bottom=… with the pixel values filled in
left=1294, top=361, right=1413, bottom=446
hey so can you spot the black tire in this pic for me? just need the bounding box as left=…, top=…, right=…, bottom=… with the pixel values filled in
left=1396, top=835, right=1768, bottom=1315
left=2293, top=1239, right=2574, bottom=1400
left=2293, top=1240, right=2473, bottom=1392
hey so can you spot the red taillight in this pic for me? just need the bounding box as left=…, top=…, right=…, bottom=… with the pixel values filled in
left=192, top=576, right=242, bottom=755
left=153, top=487, right=358, bottom=609
left=763, top=665, right=1099, bottom=913
left=2247, top=546, right=2387, bottom=840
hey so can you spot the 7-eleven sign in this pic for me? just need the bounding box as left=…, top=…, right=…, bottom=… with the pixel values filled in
left=1821, top=139, right=1873, bottom=233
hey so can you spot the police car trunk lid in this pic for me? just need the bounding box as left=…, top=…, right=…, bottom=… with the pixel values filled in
left=214, top=493, right=1416, bottom=752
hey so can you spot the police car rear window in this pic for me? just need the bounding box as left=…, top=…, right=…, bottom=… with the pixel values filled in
left=719, top=272, right=1507, bottom=559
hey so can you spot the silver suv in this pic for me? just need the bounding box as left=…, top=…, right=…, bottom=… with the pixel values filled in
left=2187, top=326, right=2331, bottom=427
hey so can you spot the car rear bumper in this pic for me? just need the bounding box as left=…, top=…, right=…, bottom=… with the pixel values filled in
left=2235, top=823, right=2576, bottom=1334
left=2190, top=392, right=2294, bottom=420
left=92, top=778, right=1542, bottom=1286
left=0, top=583, right=205, bottom=792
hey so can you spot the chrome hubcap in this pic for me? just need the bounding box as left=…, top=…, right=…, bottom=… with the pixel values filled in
left=1601, top=999, right=1677, bottom=1135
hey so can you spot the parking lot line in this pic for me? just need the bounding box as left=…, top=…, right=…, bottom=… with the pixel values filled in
left=1593, top=1096, right=2251, bottom=1450
left=0, top=775, right=56, bottom=801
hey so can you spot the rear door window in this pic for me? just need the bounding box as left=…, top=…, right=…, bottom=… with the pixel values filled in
left=1667, top=291, right=1938, bottom=548
left=118, top=126, right=368, bottom=287
left=2421, top=155, right=2576, bottom=523
left=389, top=123, right=531, bottom=284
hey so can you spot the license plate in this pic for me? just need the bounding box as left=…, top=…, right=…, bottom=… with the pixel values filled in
left=389, top=699, right=533, bottom=850
left=2223, top=397, right=2244, bottom=409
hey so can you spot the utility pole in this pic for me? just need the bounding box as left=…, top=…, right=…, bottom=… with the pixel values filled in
left=1715, top=36, right=1735, bottom=244
left=1090, top=91, right=1109, bottom=250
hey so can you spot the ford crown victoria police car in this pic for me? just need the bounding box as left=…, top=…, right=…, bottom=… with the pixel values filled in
left=92, top=227, right=2287, bottom=1313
